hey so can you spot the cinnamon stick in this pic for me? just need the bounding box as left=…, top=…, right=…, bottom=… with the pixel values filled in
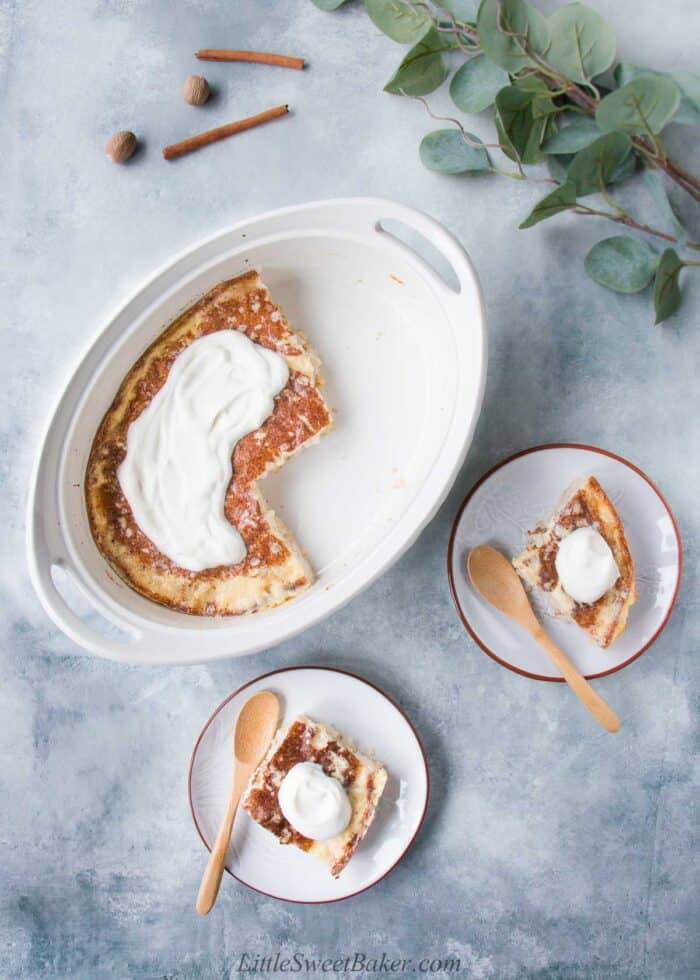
left=162, top=104, right=289, bottom=161
left=196, top=49, right=305, bottom=71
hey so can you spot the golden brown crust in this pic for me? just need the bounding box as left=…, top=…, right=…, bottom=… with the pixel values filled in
left=513, top=476, right=636, bottom=647
left=242, top=716, right=387, bottom=877
left=85, top=272, right=332, bottom=615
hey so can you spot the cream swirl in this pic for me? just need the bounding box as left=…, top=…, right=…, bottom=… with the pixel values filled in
left=278, top=762, right=352, bottom=841
left=555, top=526, right=620, bottom=604
left=118, top=329, right=288, bottom=571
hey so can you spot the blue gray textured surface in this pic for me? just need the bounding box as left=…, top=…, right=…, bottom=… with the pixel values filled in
left=1, top=1, right=699, bottom=977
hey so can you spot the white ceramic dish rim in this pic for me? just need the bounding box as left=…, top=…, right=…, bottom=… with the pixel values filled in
left=447, top=442, right=683, bottom=682
left=26, top=197, right=487, bottom=664
left=187, top=665, right=430, bottom=904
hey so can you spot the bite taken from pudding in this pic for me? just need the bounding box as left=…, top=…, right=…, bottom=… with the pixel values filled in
left=513, top=475, right=636, bottom=647
left=241, top=715, right=387, bottom=877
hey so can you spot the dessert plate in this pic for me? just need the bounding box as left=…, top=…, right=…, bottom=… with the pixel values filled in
left=189, top=666, right=429, bottom=903
left=27, top=197, right=486, bottom=663
left=448, top=444, right=682, bottom=681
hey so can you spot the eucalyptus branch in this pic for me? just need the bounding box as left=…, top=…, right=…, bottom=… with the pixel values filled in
left=330, top=0, right=700, bottom=322
left=666, top=158, right=700, bottom=193
left=639, top=146, right=700, bottom=201
left=406, top=92, right=506, bottom=153
left=433, top=22, right=480, bottom=55
left=557, top=81, right=597, bottom=112
left=434, top=4, right=480, bottom=49
left=574, top=203, right=700, bottom=252
left=487, top=3, right=700, bottom=203
left=410, top=1, right=479, bottom=48
left=653, top=157, right=700, bottom=201
left=408, top=92, right=557, bottom=184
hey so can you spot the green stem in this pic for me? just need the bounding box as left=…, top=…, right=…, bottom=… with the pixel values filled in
left=434, top=22, right=480, bottom=52
left=599, top=185, right=626, bottom=218
left=492, top=166, right=557, bottom=184
left=412, top=2, right=479, bottom=48
left=574, top=204, right=700, bottom=252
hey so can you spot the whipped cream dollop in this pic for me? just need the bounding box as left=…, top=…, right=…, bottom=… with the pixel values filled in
left=118, top=330, right=288, bottom=571
left=555, top=526, right=620, bottom=604
left=278, top=762, right=352, bottom=841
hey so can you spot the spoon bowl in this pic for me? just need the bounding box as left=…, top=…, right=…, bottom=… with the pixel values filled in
left=468, top=545, right=540, bottom=629
left=235, top=690, right=280, bottom=765
left=196, top=690, right=280, bottom=915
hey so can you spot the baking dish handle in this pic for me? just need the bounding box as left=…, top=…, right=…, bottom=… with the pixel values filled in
left=27, top=520, right=143, bottom=661
left=369, top=199, right=479, bottom=302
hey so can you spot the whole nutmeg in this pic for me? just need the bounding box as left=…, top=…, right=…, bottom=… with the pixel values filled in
left=105, top=130, right=138, bottom=164
left=183, top=74, right=210, bottom=106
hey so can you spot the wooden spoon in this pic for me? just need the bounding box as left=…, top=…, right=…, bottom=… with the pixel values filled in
left=196, top=690, right=280, bottom=915
left=467, top=545, right=620, bottom=733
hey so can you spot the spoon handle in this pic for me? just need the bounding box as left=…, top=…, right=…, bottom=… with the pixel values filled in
left=530, top=626, right=620, bottom=732
left=196, top=764, right=251, bottom=915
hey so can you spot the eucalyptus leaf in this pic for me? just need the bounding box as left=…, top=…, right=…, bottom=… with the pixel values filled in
left=566, top=132, right=631, bottom=195
left=672, top=71, right=700, bottom=125
left=441, top=0, right=477, bottom=20
left=420, top=128, right=492, bottom=173
left=615, top=64, right=700, bottom=126
left=476, top=0, right=550, bottom=72
left=542, top=114, right=601, bottom=153
left=672, top=70, right=700, bottom=110
left=597, top=76, right=681, bottom=135
left=611, top=63, right=635, bottom=88
left=584, top=236, right=658, bottom=293
left=311, top=0, right=351, bottom=9
left=519, top=180, right=578, bottom=228
left=365, top=0, right=431, bottom=44
left=607, top=148, right=637, bottom=186
left=643, top=171, right=687, bottom=245
left=450, top=55, right=509, bottom=112
left=384, top=28, right=449, bottom=95
left=542, top=113, right=559, bottom=145
left=546, top=2, right=616, bottom=84
left=547, top=153, right=573, bottom=183
left=513, top=75, right=558, bottom=117
left=495, top=85, right=548, bottom=164
left=653, top=249, right=684, bottom=324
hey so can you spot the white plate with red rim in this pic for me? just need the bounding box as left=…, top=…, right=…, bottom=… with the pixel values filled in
left=447, top=444, right=682, bottom=682
left=27, top=197, right=486, bottom=664
left=188, top=666, right=429, bottom=903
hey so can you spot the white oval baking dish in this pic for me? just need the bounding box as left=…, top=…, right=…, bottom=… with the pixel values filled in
left=27, top=197, right=486, bottom=664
